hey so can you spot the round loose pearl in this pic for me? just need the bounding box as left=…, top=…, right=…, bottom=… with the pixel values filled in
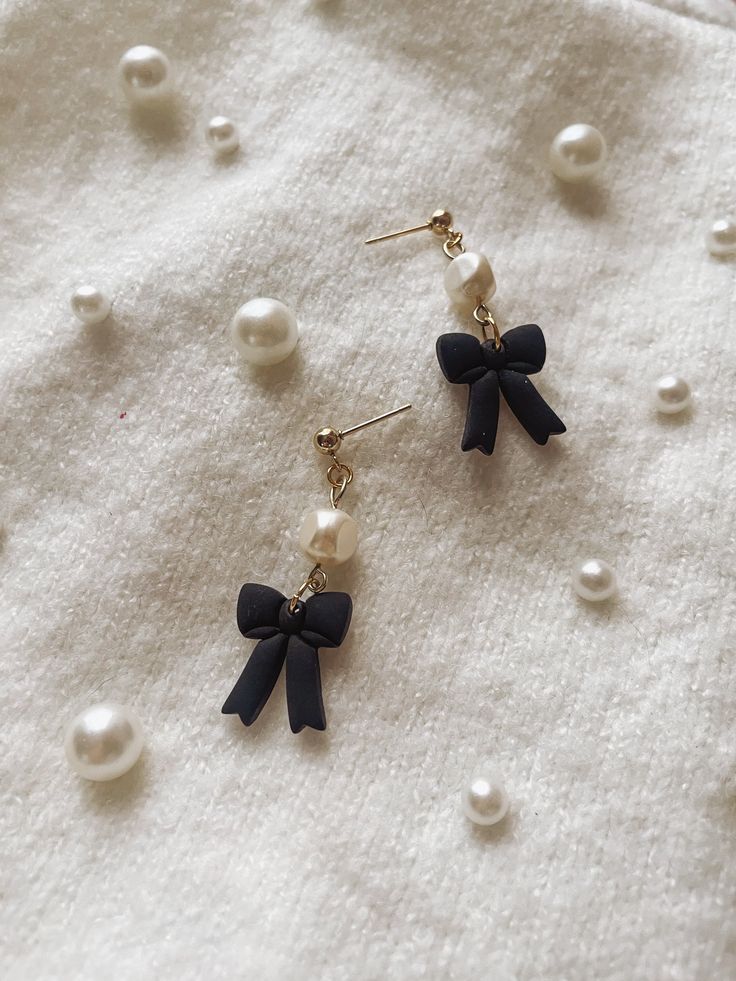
left=572, top=558, right=617, bottom=602
left=706, top=218, right=736, bottom=257
left=64, top=702, right=144, bottom=781
left=549, top=124, right=607, bottom=183
left=444, top=251, right=496, bottom=307
left=654, top=374, right=691, bottom=414
left=206, top=116, right=240, bottom=155
left=299, top=509, right=358, bottom=568
left=118, top=45, right=171, bottom=103
left=70, top=286, right=111, bottom=325
left=231, top=298, right=299, bottom=366
left=462, top=773, right=509, bottom=826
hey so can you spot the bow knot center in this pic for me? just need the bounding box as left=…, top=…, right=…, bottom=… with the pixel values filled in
left=279, top=600, right=306, bottom=634
left=481, top=339, right=508, bottom=371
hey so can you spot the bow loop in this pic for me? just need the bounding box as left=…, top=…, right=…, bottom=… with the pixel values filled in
left=436, top=333, right=487, bottom=384
left=500, top=323, right=546, bottom=375
left=301, top=592, right=353, bottom=648
left=237, top=583, right=286, bottom=639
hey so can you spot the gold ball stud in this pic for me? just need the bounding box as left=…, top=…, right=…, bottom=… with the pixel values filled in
left=313, top=427, right=342, bottom=454
left=429, top=209, right=453, bottom=235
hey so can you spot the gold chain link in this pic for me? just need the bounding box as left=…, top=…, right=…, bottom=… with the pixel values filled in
left=288, top=564, right=328, bottom=613
left=442, top=229, right=465, bottom=259
left=473, top=302, right=503, bottom=350
left=326, top=455, right=353, bottom=509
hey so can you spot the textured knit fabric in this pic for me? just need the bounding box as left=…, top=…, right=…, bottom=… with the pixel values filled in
left=1, top=1, right=735, bottom=979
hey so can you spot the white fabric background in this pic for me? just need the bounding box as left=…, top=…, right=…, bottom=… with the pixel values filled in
left=1, top=1, right=735, bottom=979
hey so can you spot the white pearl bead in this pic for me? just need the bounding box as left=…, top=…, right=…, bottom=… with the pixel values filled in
left=299, top=509, right=358, bottom=568
left=118, top=45, right=171, bottom=103
left=206, top=116, right=240, bottom=155
left=64, top=702, right=144, bottom=781
left=654, top=374, right=692, bottom=414
left=549, top=124, right=607, bottom=183
left=706, top=218, right=736, bottom=256
left=231, top=298, right=299, bottom=366
left=70, top=285, right=111, bottom=325
left=572, top=558, right=617, bottom=602
left=462, top=773, right=509, bottom=826
left=444, top=251, right=497, bottom=307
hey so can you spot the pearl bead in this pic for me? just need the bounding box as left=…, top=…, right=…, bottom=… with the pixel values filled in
left=231, top=298, right=299, bottom=366
left=444, top=251, right=497, bottom=307
left=299, top=509, right=358, bottom=568
left=64, top=702, right=143, bottom=781
left=706, top=218, right=736, bottom=257
left=206, top=116, right=240, bottom=155
left=118, top=45, right=171, bottom=103
left=549, top=124, right=607, bottom=183
left=572, top=558, right=617, bottom=602
left=462, top=773, right=509, bottom=826
left=653, top=374, right=691, bottom=414
left=70, top=285, right=111, bottom=325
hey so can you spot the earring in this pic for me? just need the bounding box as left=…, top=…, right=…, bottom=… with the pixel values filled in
left=222, top=402, right=412, bottom=734
left=366, top=210, right=566, bottom=456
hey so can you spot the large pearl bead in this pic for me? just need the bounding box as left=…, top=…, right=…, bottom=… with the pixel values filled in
left=231, top=298, right=299, bottom=366
left=549, top=124, right=607, bottom=183
left=572, top=558, right=617, bottom=602
left=654, top=374, right=692, bottom=414
left=706, top=218, right=736, bottom=256
left=444, top=251, right=496, bottom=307
left=64, top=703, right=144, bottom=781
left=206, top=116, right=240, bottom=155
left=462, top=773, right=509, bottom=826
left=299, top=509, right=358, bottom=568
left=118, top=45, right=171, bottom=103
left=70, top=285, right=111, bottom=325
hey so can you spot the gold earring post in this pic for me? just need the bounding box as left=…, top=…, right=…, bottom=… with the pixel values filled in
left=340, top=403, right=412, bottom=437
left=313, top=403, right=412, bottom=455
left=365, top=209, right=453, bottom=245
left=365, top=223, right=431, bottom=244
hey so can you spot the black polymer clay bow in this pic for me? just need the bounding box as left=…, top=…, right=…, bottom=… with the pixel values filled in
left=222, top=583, right=353, bottom=733
left=436, top=323, right=566, bottom=456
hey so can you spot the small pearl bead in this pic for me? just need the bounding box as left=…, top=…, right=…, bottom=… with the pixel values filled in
left=573, top=558, right=617, bottom=602
left=706, top=218, right=736, bottom=257
left=231, top=298, right=299, bottom=366
left=654, top=374, right=692, bottom=414
left=118, top=45, right=171, bottom=103
left=549, top=124, right=607, bottom=183
left=206, top=116, right=240, bottom=155
left=299, top=509, right=358, bottom=568
left=444, top=251, right=497, bottom=307
left=64, top=703, right=143, bottom=781
left=462, top=773, right=509, bottom=826
left=70, top=286, right=111, bottom=325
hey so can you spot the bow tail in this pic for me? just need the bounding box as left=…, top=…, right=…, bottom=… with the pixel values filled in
left=462, top=371, right=500, bottom=455
left=285, top=635, right=326, bottom=733
left=498, top=370, right=566, bottom=445
left=222, top=633, right=288, bottom=726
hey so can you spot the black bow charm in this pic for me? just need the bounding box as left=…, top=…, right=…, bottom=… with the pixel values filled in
left=222, top=583, right=352, bottom=733
left=436, top=324, right=566, bottom=455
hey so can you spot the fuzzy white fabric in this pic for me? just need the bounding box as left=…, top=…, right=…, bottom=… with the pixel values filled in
left=1, top=1, right=735, bottom=979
